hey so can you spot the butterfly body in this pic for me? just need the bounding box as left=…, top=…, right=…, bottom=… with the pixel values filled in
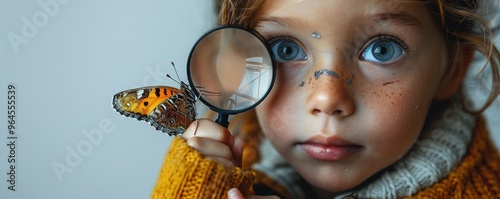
left=112, top=82, right=196, bottom=136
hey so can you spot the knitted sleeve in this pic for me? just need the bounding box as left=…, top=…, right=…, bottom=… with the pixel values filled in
left=150, top=136, right=256, bottom=199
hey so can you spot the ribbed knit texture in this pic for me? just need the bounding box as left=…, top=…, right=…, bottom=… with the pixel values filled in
left=355, top=103, right=475, bottom=198
left=404, top=117, right=500, bottom=198
left=151, top=136, right=255, bottom=199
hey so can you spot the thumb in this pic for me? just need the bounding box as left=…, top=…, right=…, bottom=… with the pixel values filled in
left=227, top=188, right=244, bottom=199
left=232, top=137, right=244, bottom=167
left=227, top=188, right=281, bottom=199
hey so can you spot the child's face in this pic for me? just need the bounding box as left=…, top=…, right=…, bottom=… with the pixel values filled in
left=254, top=0, right=448, bottom=193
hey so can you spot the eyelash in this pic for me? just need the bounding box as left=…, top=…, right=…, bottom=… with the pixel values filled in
left=267, top=34, right=299, bottom=46
left=266, top=34, right=308, bottom=64
left=264, top=33, right=410, bottom=65
left=358, top=34, right=410, bottom=67
left=364, top=35, right=409, bottom=51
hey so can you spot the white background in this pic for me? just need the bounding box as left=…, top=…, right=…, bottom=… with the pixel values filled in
left=1, top=0, right=216, bottom=198
left=0, top=0, right=499, bottom=199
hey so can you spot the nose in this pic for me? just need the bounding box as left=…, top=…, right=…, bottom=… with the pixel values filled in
left=306, top=70, right=355, bottom=118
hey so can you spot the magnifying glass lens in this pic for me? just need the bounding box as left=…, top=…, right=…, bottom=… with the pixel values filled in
left=188, top=26, right=276, bottom=118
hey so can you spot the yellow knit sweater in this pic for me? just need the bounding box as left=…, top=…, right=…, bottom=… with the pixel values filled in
left=151, top=117, right=500, bottom=198
left=150, top=136, right=255, bottom=199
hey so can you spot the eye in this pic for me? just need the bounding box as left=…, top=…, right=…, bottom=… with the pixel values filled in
left=270, top=38, right=307, bottom=63
left=361, top=37, right=404, bottom=63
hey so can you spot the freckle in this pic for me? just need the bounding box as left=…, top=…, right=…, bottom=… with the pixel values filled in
left=347, top=78, right=353, bottom=86
left=393, top=73, right=396, bottom=75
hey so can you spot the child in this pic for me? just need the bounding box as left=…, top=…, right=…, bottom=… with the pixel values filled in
left=151, top=0, right=500, bottom=198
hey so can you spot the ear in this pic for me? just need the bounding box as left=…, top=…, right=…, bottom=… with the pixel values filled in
left=434, top=45, right=474, bottom=100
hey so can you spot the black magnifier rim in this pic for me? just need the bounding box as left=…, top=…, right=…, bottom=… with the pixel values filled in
left=187, top=25, right=276, bottom=115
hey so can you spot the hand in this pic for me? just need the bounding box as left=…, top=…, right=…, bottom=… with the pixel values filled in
left=227, top=188, right=280, bottom=199
left=182, top=119, right=244, bottom=169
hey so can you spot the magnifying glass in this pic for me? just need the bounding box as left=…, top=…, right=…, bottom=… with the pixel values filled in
left=187, top=25, right=276, bottom=127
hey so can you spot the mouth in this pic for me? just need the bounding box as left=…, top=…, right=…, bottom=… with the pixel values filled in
left=299, top=135, right=363, bottom=161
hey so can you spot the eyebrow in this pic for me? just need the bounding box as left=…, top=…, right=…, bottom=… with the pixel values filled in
left=255, top=16, right=307, bottom=30
left=370, top=11, right=425, bottom=33
left=255, top=11, right=424, bottom=34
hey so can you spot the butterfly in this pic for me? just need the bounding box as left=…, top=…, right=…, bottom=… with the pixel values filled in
left=112, top=63, right=197, bottom=136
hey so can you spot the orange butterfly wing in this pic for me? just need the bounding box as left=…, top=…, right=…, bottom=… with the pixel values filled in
left=112, top=86, right=196, bottom=135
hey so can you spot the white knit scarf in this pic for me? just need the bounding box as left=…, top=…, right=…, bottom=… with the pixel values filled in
left=252, top=100, right=476, bottom=199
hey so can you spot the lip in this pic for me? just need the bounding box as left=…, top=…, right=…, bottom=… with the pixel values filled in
left=299, top=135, right=363, bottom=161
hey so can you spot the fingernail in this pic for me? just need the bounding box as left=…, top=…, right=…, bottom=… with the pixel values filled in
left=233, top=137, right=243, bottom=149
left=227, top=188, right=242, bottom=199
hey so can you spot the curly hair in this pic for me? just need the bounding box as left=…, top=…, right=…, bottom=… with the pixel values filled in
left=428, top=0, right=500, bottom=113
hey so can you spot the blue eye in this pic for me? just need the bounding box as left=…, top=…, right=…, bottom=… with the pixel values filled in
left=361, top=38, right=404, bottom=63
left=270, top=39, right=307, bottom=62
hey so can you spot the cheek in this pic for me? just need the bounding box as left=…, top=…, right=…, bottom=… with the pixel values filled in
left=361, top=82, right=434, bottom=159
left=256, top=86, right=302, bottom=141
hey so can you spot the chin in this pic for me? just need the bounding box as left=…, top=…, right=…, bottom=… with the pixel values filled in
left=293, top=162, right=366, bottom=194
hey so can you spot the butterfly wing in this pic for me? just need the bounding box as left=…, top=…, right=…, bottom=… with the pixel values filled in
left=112, top=86, right=195, bottom=135
left=149, top=94, right=196, bottom=135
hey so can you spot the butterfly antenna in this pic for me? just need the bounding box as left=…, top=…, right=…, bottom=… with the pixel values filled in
left=171, top=62, right=182, bottom=82
left=166, top=74, right=181, bottom=85
left=165, top=62, right=183, bottom=85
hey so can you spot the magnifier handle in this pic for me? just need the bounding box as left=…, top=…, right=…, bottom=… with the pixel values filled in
left=215, top=113, right=230, bottom=128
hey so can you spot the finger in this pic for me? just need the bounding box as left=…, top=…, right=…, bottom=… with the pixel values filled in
left=228, top=188, right=281, bottom=199
left=205, top=156, right=235, bottom=169
left=247, top=195, right=281, bottom=199
left=228, top=188, right=244, bottom=199
left=182, top=119, right=199, bottom=138
left=232, top=136, right=244, bottom=167
left=186, top=137, right=234, bottom=160
left=183, top=119, right=234, bottom=147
